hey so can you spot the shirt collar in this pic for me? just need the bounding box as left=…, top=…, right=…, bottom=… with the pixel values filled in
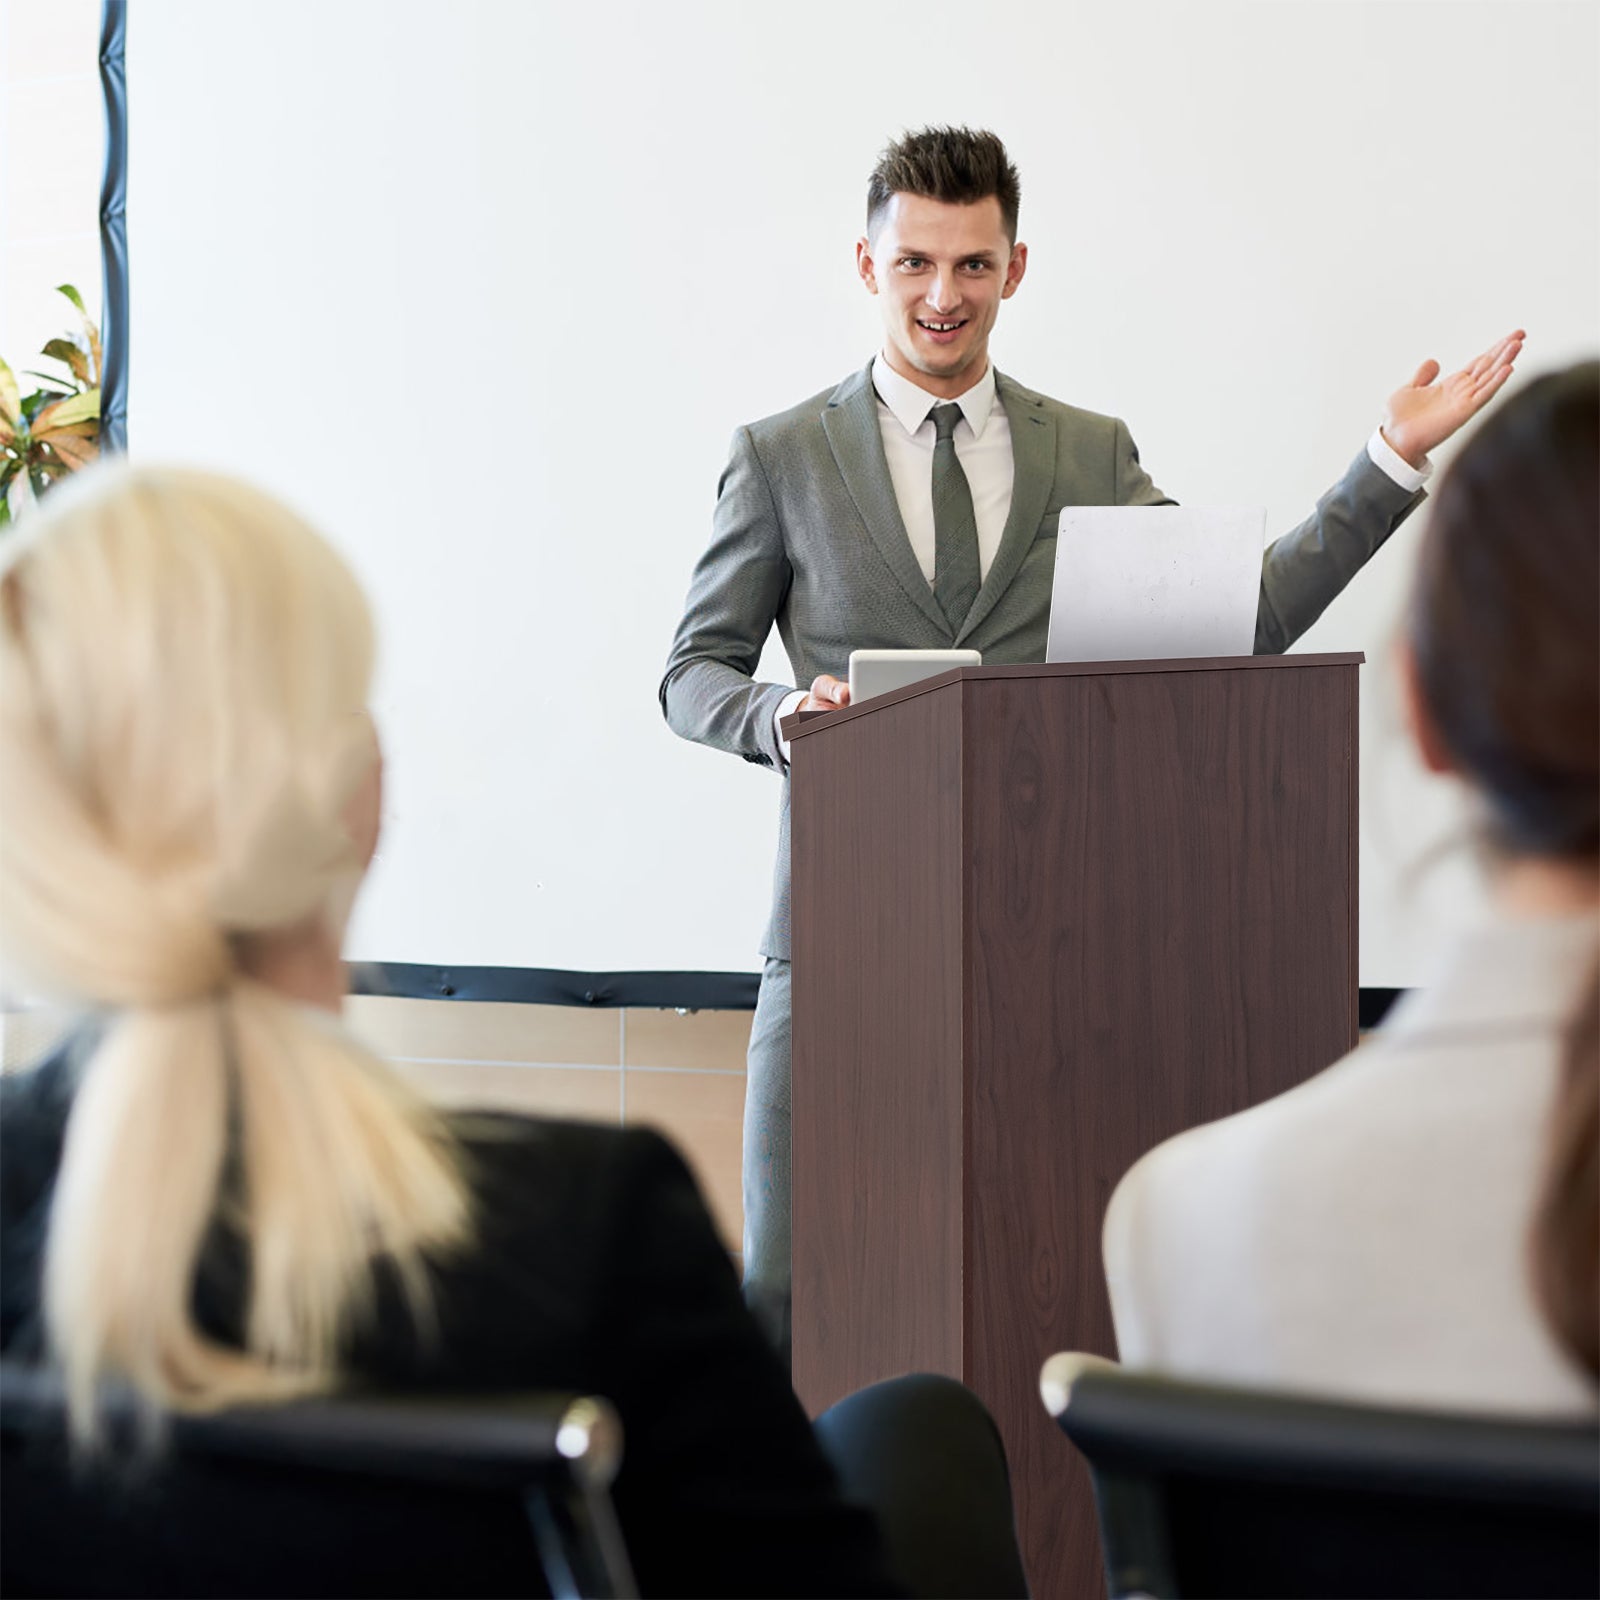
left=871, top=354, right=997, bottom=440
left=1383, top=907, right=1599, bottom=1042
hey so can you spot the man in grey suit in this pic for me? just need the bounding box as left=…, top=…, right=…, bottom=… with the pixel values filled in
left=660, top=126, right=1523, bottom=1359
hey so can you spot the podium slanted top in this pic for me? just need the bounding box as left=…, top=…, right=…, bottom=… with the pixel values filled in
left=780, top=652, right=1365, bottom=744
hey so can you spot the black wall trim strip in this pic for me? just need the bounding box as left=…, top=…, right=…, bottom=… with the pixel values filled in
left=99, top=0, right=128, bottom=453
left=1359, top=987, right=1403, bottom=1030
left=352, top=963, right=1405, bottom=1025
left=350, top=964, right=762, bottom=1011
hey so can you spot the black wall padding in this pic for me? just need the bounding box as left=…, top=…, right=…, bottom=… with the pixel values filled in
left=1359, top=987, right=1402, bottom=1030
left=99, top=0, right=128, bottom=452
left=350, top=964, right=762, bottom=1011
left=352, top=962, right=1401, bottom=1024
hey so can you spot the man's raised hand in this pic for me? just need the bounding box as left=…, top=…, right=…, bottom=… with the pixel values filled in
left=1382, top=329, right=1526, bottom=468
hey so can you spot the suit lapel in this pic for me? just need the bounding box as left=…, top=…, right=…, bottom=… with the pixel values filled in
left=956, top=370, right=1056, bottom=644
left=821, top=366, right=951, bottom=635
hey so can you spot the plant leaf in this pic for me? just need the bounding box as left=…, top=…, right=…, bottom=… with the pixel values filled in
left=39, top=338, right=91, bottom=388
left=22, top=390, right=70, bottom=426
left=40, top=433, right=97, bottom=471
left=83, top=315, right=103, bottom=387
left=34, top=419, right=97, bottom=442
left=55, top=286, right=102, bottom=384
left=0, top=359, right=18, bottom=428
left=32, top=389, right=100, bottom=431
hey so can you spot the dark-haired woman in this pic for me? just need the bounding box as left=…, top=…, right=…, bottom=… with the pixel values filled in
left=1102, top=362, right=1600, bottom=1414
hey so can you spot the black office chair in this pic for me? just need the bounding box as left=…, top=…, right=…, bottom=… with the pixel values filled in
left=0, top=1359, right=637, bottom=1599
left=1040, top=1351, right=1600, bottom=1600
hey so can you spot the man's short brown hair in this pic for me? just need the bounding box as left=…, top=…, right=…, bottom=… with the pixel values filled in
left=867, top=126, right=1021, bottom=242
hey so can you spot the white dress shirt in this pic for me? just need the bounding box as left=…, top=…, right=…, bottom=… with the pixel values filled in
left=774, top=356, right=1433, bottom=758
left=869, top=355, right=1016, bottom=586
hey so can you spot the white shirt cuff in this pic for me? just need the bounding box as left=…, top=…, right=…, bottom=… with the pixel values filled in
left=774, top=688, right=807, bottom=766
left=1367, top=426, right=1432, bottom=493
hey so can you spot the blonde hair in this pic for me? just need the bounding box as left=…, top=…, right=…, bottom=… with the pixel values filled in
left=0, top=464, right=467, bottom=1439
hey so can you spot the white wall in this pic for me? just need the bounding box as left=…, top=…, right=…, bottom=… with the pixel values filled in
left=0, top=1, right=104, bottom=417
left=124, top=0, right=1600, bottom=981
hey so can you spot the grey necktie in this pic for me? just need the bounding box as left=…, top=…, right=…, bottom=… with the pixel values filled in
left=930, top=402, right=981, bottom=633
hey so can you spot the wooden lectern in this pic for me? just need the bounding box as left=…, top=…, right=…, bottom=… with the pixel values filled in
left=784, top=655, right=1363, bottom=1600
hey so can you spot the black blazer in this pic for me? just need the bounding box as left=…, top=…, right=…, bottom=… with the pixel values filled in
left=0, top=1044, right=900, bottom=1598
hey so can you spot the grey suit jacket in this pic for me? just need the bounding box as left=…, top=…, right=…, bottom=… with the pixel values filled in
left=661, top=362, right=1424, bottom=960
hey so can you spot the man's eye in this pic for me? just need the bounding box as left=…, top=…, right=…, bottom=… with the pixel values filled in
left=899, top=257, right=926, bottom=270
left=963, top=260, right=991, bottom=272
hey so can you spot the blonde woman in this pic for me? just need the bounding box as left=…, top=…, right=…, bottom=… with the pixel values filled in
left=0, top=466, right=1025, bottom=1598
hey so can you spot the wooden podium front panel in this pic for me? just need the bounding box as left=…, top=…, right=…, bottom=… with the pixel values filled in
left=963, top=662, right=1359, bottom=1598
left=791, top=688, right=967, bottom=1413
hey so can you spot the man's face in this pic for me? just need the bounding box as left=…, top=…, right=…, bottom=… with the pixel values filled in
left=857, top=192, right=1027, bottom=399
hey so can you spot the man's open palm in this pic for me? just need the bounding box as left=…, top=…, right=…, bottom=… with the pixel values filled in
left=1383, top=329, right=1525, bottom=466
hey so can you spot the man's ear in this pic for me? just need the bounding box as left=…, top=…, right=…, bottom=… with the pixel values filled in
left=856, top=235, right=879, bottom=295
left=1001, top=240, right=1028, bottom=300
left=1397, top=638, right=1456, bottom=776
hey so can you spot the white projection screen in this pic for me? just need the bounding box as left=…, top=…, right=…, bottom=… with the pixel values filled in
left=123, top=0, right=1598, bottom=985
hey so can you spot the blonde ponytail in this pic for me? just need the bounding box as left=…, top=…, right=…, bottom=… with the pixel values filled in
left=0, top=465, right=469, bottom=1442
left=228, top=981, right=466, bottom=1378
left=44, top=1002, right=263, bottom=1432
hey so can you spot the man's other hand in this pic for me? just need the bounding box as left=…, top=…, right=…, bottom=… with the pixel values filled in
left=800, top=674, right=851, bottom=714
left=1381, top=328, right=1526, bottom=468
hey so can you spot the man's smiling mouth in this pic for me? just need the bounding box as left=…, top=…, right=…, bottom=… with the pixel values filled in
left=917, top=319, right=966, bottom=332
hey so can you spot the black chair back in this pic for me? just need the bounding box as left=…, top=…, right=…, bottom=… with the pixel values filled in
left=1041, top=1352, right=1600, bottom=1599
left=0, top=1359, right=636, bottom=1599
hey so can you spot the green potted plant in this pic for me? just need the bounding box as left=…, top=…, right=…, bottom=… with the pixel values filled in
left=0, top=284, right=103, bottom=527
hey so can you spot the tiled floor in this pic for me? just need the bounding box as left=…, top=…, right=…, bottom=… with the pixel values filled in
left=388, top=1056, right=623, bottom=1122
left=343, top=995, right=751, bottom=1253
left=1, top=994, right=754, bottom=1256
left=622, top=1065, right=746, bottom=1249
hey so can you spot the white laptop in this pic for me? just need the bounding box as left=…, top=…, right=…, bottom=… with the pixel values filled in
left=1044, top=506, right=1266, bottom=662
left=848, top=648, right=981, bottom=705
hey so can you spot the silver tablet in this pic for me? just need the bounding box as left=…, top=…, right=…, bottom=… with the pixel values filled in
left=847, top=648, right=981, bottom=706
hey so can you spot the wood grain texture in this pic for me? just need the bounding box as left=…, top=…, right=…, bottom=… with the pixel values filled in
left=790, top=660, right=1359, bottom=1599
left=963, top=664, right=1356, bottom=1596
left=791, top=686, right=966, bottom=1408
